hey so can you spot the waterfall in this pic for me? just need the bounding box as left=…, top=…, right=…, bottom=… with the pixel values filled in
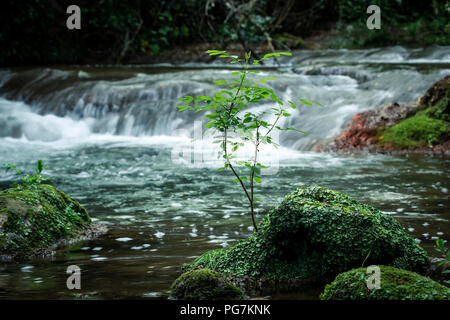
left=0, top=46, right=449, bottom=150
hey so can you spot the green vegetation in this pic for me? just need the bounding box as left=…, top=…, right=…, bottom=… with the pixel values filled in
left=378, top=115, right=448, bottom=149
left=5, top=160, right=50, bottom=188
left=1, top=1, right=448, bottom=65
left=177, top=50, right=318, bottom=231
left=329, top=0, right=450, bottom=48
left=0, top=161, right=91, bottom=259
left=377, top=76, right=449, bottom=150
left=170, top=269, right=245, bottom=300
left=185, top=186, right=427, bottom=282
left=320, top=266, right=450, bottom=300
left=435, top=238, right=450, bottom=285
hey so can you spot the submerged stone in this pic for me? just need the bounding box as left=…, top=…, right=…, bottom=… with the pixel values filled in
left=0, top=183, right=103, bottom=260
left=320, top=265, right=450, bottom=300
left=170, top=269, right=245, bottom=300
left=186, top=186, right=428, bottom=285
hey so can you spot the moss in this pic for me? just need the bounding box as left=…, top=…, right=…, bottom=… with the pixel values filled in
left=320, top=266, right=450, bottom=300
left=378, top=114, right=448, bottom=148
left=186, top=186, right=428, bottom=282
left=170, top=269, right=245, bottom=300
left=0, top=184, right=91, bottom=259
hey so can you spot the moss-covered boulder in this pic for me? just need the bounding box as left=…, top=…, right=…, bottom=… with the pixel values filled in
left=170, top=269, right=245, bottom=300
left=377, top=75, right=449, bottom=151
left=320, top=266, right=450, bottom=300
left=186, top=186, right=428, bottom=284
left=0, top=183, right=95, bottom=260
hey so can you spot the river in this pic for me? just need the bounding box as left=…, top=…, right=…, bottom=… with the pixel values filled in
left=0, top=46, right=449, bottom=299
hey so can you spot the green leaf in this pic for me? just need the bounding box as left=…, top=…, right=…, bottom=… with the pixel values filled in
left=288, top=100, right=297, bottom=109
left=37, top=160, right=43, bottom=174
left=206, top=50, right=227, bottom=56
left=176, top=105, right=191, bottom=111
left=300, top=99, right=313, bottom=106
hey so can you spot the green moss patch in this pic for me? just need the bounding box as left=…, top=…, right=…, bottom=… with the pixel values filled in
left=378, top=114, right=448, bottom=149
left=170, top=269, right=245, bottom=300
left=186, top=186, right=428, bottom=283
left=320, top=266, right=450, bottom=300
left=0, top=184, right=91, bottom=259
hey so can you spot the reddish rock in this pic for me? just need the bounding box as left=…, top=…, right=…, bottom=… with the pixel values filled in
left=315, top=76, right=449, bottom=155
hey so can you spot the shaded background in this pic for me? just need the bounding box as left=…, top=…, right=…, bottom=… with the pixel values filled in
left=0, top=0, right=449, bottom=65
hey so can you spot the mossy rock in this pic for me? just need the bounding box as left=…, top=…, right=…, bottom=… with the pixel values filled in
left=0, top=183, right=93, bottom=260
left=170, top=269, right=245, bottom=300
left=186, top=186, right=428, bottom=283
left=377, top=75, right=449, bottom=149
left=320, top=266, right=450, bottom=300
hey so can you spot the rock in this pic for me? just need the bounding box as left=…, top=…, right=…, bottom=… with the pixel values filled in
left=418, top=75, right=450, bottom=112
left=185, top=186, right=428, bottom=289
left=316, top=75, right=449, bottom=155
left=170, top=269, right=245, bottom=300
left=0, top=183, right=104, bottom=260
left=316, top=101, right=417, bottom=153
left=320, top=266, right=450, bottom=300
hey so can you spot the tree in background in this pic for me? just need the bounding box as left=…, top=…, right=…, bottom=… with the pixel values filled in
left=0, top=0, right=448, bottom=65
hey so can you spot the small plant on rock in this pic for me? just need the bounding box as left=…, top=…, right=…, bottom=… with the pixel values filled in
left=5, top=160, right=50, bottom=188
left=177, top=50, right=320, bottom=231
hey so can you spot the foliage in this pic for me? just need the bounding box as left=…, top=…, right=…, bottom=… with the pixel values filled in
left=5, top=160, right=50, bottom=189
left=0, top=183, right=91, bottom=259
left=377, top=76, right=449, bottom=150
left=177, top=50, right=319, bottom=231
left=1, top=1, right=449, bottom=65
left=435, top=238, right=450, bottom=285
left=330, top=0, right=450, bottom=48
left=378, top=115, right=448, bottom=149
left=185, top=186, right=428, bottom=281
left=170, top=268, right=245, bottom=300
left=320, top=266, right=450, bottom=300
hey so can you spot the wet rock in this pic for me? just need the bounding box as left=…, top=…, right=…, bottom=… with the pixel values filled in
left=185, top=186, right=428, bottom=292
left=324, top=102, right=417, bottom=152
left=170, top=269, right=245, bottom=300
left=418, top=75, right=450, bottom=111
left=320, top=266, right=450, bottom=300
left=0, top=184, right=105, bottom=261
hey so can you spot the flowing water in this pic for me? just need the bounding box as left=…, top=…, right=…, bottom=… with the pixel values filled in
left=0, top=46, right=449, bottom=299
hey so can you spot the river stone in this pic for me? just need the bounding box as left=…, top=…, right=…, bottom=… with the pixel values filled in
left=0, top=183, right=102, bottom=260
left=320, top=266, right=450, bottom=300
left=170, top=269, right=245, bottom=300
left=185, top=186, right=428, bottom=286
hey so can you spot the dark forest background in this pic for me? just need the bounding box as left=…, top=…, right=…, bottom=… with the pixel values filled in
left=1, top=0, right=449, bottom=66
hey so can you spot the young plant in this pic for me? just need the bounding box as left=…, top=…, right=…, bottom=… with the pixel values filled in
left=5, top=160, right=50, bottom=188
left=177, top=50, right=320, bottom=232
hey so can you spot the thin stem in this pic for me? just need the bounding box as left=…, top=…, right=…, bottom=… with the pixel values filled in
left=249, top=124, right=259, bottom=232
left=223, top=127, right=258, bottom=232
